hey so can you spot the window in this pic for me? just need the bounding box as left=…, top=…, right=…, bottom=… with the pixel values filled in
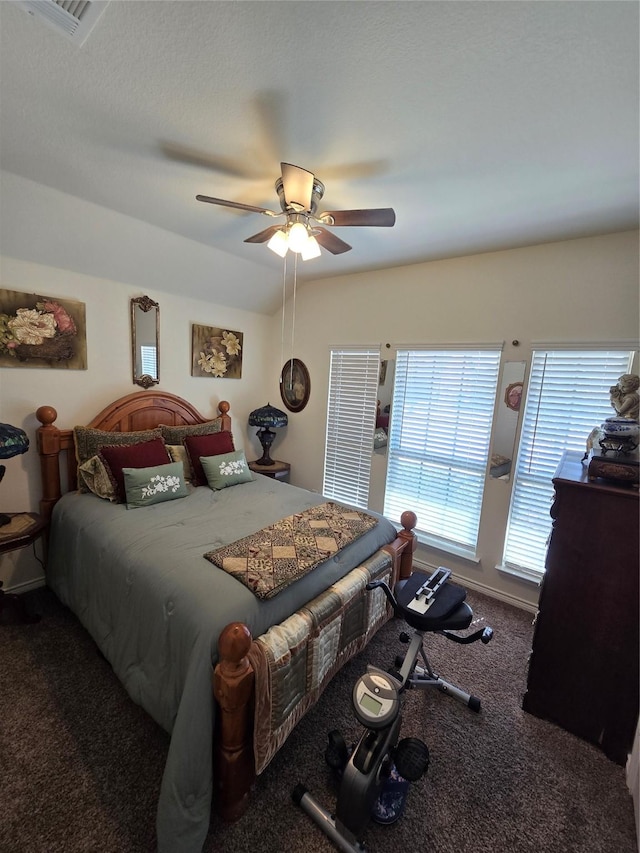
left=323, top=346, right=380, bottom=509
left=501, top=348, right=634, bottom=580
left=384, top=347, right=501, bottom=554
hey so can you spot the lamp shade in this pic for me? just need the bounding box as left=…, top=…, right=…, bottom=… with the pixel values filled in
left=0, top=423, right=29, bottom=460
left=248, top=403, right=288, bottom=429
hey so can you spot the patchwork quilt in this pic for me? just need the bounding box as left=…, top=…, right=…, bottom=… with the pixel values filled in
left=248, top=547, right=394, bottom=774
left=204, top=501, right=378, bottom=599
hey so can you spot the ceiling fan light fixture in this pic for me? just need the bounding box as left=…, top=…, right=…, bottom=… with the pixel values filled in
left=300, top=234, right=321, bottom=260
left=287, top=221, right=310, bottom=253
left=267, top=229, right=289, bottom=258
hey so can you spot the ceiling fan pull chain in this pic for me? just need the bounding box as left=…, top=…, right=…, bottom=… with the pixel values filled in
left=280, top=254, right=288, bottom=375
left=289, top=254, right=298, bottom=391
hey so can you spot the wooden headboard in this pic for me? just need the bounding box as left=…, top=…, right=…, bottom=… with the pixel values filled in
left=36, top=390, right=231, bottom=522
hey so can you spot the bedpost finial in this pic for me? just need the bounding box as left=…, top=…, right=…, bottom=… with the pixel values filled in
left=218, top=401, right=230, bottom=417
left=36, top=406, right=58, bottom=428
left=400, top=510, right=417, bottom=532
left=219, top=621, right=252, bottom=664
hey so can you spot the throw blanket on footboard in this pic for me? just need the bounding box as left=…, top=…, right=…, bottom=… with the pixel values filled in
left=248, top=547, right=393, bottom=774
left=204, top=502, right=378, bottom=599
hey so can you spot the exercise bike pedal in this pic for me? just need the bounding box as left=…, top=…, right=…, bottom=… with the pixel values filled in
left=394, top=737, right=430, bottom=782
left=325, top=729, right=349, bottom=773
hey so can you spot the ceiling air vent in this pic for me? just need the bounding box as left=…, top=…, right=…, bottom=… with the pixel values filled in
left=17, top=0, right=110, bottom=45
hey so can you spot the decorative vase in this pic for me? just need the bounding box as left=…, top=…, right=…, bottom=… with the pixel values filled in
left=599, top=418, right=639, bottom=456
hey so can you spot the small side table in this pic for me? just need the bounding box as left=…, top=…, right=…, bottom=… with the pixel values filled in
left=0, top=512, right=47, bottom=624
left=248, top=459, right=290, bottom=482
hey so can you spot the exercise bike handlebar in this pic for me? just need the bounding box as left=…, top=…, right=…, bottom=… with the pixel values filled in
left=366, top=579, right=397, bottom=610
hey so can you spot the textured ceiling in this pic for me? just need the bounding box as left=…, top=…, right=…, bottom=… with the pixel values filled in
left=0, top=1, right=638, bottom=313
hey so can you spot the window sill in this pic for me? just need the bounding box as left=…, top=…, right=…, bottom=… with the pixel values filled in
left=496, top=563, right=542, bottom=586
left=413, top=531, right=481, bottom=565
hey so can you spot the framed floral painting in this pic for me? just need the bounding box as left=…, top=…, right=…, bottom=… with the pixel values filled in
left=0, top=289, right=87, bottom=369
left=192, top=324, right=243, bottom=379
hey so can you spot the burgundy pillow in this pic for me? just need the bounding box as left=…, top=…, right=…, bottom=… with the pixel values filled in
left=99, top=438, right=171, bottom=502
left=184, top=431, right=235, bottom=486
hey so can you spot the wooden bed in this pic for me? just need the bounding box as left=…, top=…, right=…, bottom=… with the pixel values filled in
left=35, top=390, right=417, bottom=850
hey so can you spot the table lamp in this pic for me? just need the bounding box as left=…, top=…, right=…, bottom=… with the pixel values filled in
left=0, top=423, right=29, bottom=526
left=248, top=403, right=288, bottom=466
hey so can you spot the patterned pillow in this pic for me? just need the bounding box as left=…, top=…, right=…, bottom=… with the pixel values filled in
left=99, top=438, right=171, bottom=502
left=123, top=461, right=188, bottom=509
left=78, top=455, right=117, bottom=501
left=201, top=450, right=253, bottom=490
left=167, top=444, right=193, bottom=481
left=74, top=426, right=163, bottom=470
left=159, top=420, right=221, bottom=445
left=184, top=431, right=235, bottom=486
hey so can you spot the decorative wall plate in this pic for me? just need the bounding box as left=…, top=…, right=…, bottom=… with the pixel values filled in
left=504, top=381, right=523, bottom=412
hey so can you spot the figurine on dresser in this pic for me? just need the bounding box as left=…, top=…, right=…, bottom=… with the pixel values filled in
left=599, top=373, right=639, bottom=456
left=586, top=373, right=639, bottom=485
left=609, top=373, right=639, bottom=420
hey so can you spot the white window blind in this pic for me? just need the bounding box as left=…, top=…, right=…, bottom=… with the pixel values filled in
left=140, top=345, right=157, bottom=377
left=384, top=347, right=501, bottom=551
left=323, top=347, right=380, bottom=509
left=502, top=349, right=634, bottom=578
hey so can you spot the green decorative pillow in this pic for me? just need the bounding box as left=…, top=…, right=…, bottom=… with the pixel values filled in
left=159, top=420, right=221, bottom=445
left=122, top=461, right=188, bottom=509
left=78, top=455, right=117, bottom=501
left=201, top=450, right=253, bottom=490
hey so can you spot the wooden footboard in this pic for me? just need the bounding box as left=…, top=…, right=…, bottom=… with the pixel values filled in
left=212, top=513, right=417, bottom=824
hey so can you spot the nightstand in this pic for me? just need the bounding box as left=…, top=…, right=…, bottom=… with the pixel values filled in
left=248, top=460, right=290, bottom=482
left=0, top=512, right=47, bottom=624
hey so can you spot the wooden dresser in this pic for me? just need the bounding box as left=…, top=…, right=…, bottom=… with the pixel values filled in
left=522, top=451, right=639, bottom=765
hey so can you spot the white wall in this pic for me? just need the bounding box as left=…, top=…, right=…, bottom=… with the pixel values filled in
left=2, top=231, right=638, bottom=608
left=0, top=255, right=273, bottom=591
left=269, top=230, right=640, bottom=610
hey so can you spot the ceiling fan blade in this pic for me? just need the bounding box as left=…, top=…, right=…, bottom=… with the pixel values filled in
left=162, top=142, right=264, bottom=178
left=321, top=208, right=396, bottom=227
left=196, top=195, right=278, bottom=216
left=281, top=163, right=315, bottom=211
left=244, top=225, right=283, bottom=244
left=314, top=227, right=352, bottom=255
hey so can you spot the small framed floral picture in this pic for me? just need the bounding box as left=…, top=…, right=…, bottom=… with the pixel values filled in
left=192, top=324, right=243, bottom=379
left=0, top=289, right=87, bottom=369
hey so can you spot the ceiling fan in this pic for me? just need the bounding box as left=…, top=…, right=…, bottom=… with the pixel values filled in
left=196, top=162, right=395, bottom=260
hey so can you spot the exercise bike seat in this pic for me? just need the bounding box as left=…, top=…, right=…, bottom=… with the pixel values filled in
left=385, top=572, right=472, bottom=633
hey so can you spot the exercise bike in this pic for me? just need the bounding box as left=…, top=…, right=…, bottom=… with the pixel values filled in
left=293, top=566, right=493, bottom=852
left=293, top=664, right=429, bottom=853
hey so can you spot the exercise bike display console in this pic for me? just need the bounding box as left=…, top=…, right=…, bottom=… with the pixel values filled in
left=353, top=670, right=400, bottom=729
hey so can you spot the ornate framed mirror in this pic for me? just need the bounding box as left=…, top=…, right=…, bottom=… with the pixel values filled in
left=279, top=358, right=310, bottom=413
left=131, top=295, right=159, bottom=389
left=489, top=361, right=526, bottom=480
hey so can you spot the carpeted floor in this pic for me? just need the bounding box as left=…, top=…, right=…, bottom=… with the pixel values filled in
left=1, top=586, right=637, bottom=853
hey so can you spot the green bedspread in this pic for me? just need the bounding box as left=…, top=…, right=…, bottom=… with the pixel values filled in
left=46, top=474, right=397, bottom=853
